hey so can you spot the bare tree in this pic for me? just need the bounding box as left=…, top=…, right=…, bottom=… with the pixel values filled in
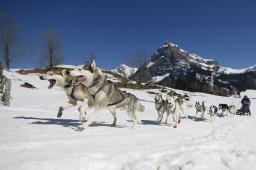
left=126, top=50, right=148, bottom=83
left=40, top=28, right=64, bottom=69
left=0, top=11, right=20, bottom=70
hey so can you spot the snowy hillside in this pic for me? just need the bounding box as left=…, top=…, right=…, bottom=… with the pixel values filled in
left=112, top=64, right=138, bottom=78
left=1, top=70, right=256, bottom=170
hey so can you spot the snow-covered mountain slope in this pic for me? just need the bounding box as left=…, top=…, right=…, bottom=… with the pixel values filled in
left=218, top=65, right=256, bottom=74
left=112, top=64, right=138, bottom=78
left=1, top=70, right=256, bottom=170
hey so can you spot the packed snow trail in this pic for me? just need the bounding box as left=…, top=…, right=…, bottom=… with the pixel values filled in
left=0, top=70, right=256, bottom=170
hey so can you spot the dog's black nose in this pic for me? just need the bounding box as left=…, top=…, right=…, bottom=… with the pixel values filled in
left=66, top=70, right=70, bottom=75
left=39, top=76, right=43, bottom=80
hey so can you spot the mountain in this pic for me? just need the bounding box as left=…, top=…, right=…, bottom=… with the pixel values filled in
left=112, top=64, right=138, bottom=78
left=130, top=40, right=256, bottom=96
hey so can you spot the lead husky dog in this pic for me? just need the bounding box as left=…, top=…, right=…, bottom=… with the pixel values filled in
left=39, top=69, right=117, bottom=126
left=69, top=61, right=145, bottom=131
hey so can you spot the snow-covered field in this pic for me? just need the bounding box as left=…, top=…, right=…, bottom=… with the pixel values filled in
left=1, top=70, right=256, bottom=170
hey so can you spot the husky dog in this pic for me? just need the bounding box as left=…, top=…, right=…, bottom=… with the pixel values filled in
left=164, top=95, right=181, bottom=128
left=208, top=105, right=218, bottom=122
left=157, top=94, right=192, bottom=127
left=218, top=103, right=229, bottom=116
left=39, top=69, right=117, bottom=126
left=69, top=60, right=145, bottom=131
left=155, top=94, right=167, bottom=122
left=195, top=101, right=206, bottom=118
left=228, top=105, right=236, bottom=116
left=176, top=97, right=193, bottom=119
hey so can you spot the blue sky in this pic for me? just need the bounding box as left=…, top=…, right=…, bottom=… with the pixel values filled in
left=1, top=0, right=256, bottom=70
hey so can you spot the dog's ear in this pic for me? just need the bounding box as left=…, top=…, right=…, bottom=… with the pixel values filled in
left=91, top=60, right=96, bottom=70
left=60, top=69, right=64, bottom=76
left=83, top=64, right=93, bottom=73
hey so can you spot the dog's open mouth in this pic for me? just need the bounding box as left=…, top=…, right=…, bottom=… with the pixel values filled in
left=48, top=79, right=56, bottom=89
left=76, top=75, right=86, bottom=84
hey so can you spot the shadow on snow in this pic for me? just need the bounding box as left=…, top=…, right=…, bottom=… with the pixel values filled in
left=13, top=116, right=126, bottom=128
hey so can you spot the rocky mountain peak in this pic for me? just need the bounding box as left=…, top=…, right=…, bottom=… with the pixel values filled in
left=130, top=40, right=256, bottom=96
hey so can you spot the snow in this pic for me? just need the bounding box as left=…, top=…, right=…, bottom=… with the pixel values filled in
left=112, top=64, right=137, bottom=78
left=186, top=54, right=217, bottom=71
left=56, top=65, right=77, bottom=69
left=189, top=53, right=215, bottom=63
left=1, top=70, right=256, bottom=170
left=146, top=62, right=154, bottom=68
left=151, top=73, right=170, bottom=82
left=160, top=41, right=178, bottom=49
left=218, top=65, right=256, bottom=74
left=180, top=48, right=187, bottom=53
left=106, top=74, right=122, bottom=83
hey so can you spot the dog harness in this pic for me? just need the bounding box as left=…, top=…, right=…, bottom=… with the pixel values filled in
left=89, top=77, right=126, bottom=106
left=107, top=89, right=126, bottom=106
left=64, top=81, right=79, bottom=100
left=167, top=101, right=176, bottom=113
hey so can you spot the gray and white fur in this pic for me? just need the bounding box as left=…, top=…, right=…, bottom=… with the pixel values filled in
left=69, top=60, right=145, bottom=131
left=208, top=105, right=218, bottom=122
left=195, top=101, right=206, bottom=118
left=155, top=94, right=167, bottom=123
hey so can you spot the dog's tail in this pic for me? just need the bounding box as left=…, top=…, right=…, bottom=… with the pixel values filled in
left=181, top=103, right=193, bottom=110
left=136, top=101, right=145, bottom=112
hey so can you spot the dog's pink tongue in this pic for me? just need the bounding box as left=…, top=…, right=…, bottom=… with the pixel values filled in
left=77, top=76, right=86, bottom=83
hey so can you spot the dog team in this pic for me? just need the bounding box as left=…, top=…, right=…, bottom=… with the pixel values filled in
left=155, top=94, right=237, bottom=124
left=194, top=102, right=236, bottom=122
left=40, top=60, right=145, bottom=131
left=39, top=60, right=243, bottom=131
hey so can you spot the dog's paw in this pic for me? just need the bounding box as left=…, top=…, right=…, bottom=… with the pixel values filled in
left=110, top=123, right=116, bottom=127
left=129, top=126, right=135, bottom=130
left=57, top=107, right=64, bottom=118
left=173, top=125, right=177, bottom=128
left=76, top=125, right=85, bottom=131
left=57, top=112, right=62, bottom=118
left=79, top=117, right=88, bottom=122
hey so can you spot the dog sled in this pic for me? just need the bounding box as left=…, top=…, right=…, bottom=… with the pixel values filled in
left=236, top=105, right=250, bottom=116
